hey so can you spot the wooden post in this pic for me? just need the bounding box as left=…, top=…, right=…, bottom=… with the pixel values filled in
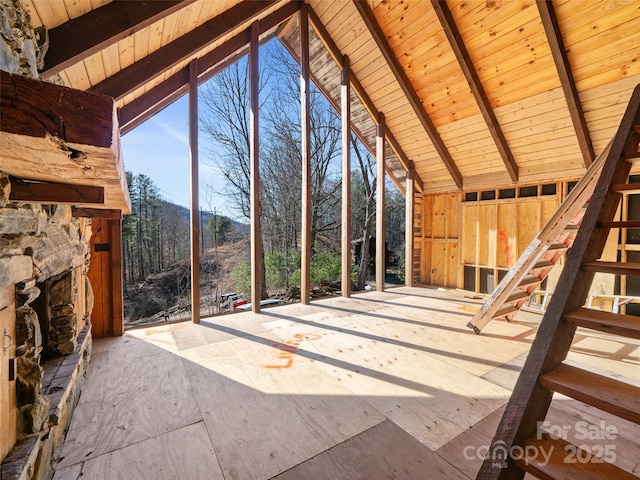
left=189, top=60, right=200, bottom=323
left=405, top=167, right=414, bottom=287
left=110, top=218, right=124, bottom=335
left=341, top=54, right=351, bottom=298
left=300, top=6, right=312, bottom=305
left=376, top=113, right=386, bottom=292
left=250, top=21, right=261, bottom=313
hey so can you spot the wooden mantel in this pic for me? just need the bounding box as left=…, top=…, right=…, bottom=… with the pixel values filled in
left=0, top=70, right=131, bottom=214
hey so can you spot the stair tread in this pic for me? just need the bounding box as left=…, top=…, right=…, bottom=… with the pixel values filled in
left=611, top=182, right=640, bottom=194
left=547, top=242, right=568, bottom=250
left=492, top=303, right=519, bottom=319
left=566, top=307, right=640, bottom=340
left=582, top=261, right=640, bottom=276
left=519, top=275, right=542, bottom=286
left=540, top=363, right=640, bottom=424
left=599, top=220, right=640, bottom=228
left=514, top=433, right=638, bottom=480
left=505, top=289, right=529, bottom=303
left=532, top=259, right=554, bottom=270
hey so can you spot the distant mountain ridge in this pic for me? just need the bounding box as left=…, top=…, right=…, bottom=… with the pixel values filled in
left=162, top=200, right=250, bottom=235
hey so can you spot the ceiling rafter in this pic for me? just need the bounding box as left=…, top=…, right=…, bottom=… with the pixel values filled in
left=352, top=0, right=463, bottom=189
left=119, top=2, right=300, bottom=134
left=537, top=0, right=595, bottom=168
left=431, top=0, right=518, bottom=182
left=42, top=0, right=195, bottom=78
left=89, top=0, right=283, bottom=100
left=307, top=7, right=424, bottom=193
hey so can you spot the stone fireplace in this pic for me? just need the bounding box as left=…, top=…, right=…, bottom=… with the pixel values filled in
left=1, top=2, right=101, bottom=477
left=1, top=175, right=94, bottom=478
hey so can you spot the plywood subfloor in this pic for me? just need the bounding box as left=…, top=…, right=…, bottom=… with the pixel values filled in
left=51, top=286, right=640, bottom=479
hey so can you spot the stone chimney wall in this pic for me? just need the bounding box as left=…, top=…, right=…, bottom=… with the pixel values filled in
left=0, top=173, right=93, bottom=438
left=1, top=0, right=93, bottom=458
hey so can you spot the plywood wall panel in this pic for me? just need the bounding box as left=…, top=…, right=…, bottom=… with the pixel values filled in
left=431, top=240, right=447, bottom=286
left=516, top=201, right=541, bottom=257
left=445, top=242, right=460, bottom=288
left=478, top=204, right=497, bottom=267
left=462, top=204, right=478, bottom=265
left=497, top=203, right=517, bottom=269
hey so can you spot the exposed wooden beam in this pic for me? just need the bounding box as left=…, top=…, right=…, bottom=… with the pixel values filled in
left=405, top=167, right=415, bottom=287
left=0, top=70, right=130, bottom=213
left=376, top=113, right=386, bottom=292
left=431, top=0, right=518, bottom=182
left=537, top=0, right=595, bottom=168
left=9, top=177, right=104, bottom=205
left=42, top=1, right=194, bottom=77
left=72, top=207, right=122, bottom=219
left=119, top=68, right=190, bottom=135
left=341, top=55, right=352, bottom=298
left=189, top=60, right=201, bottom=324
left=307, top=7, right=424, bottom=193
left=90, top=0, right=279, bottom=100
left=118, top=1, right=300, bottom=134
left=352, top=0, right=463, bottom=189
left=300, top=5, right=312, bottom=305
left=249, top=21, right=262, bottom=313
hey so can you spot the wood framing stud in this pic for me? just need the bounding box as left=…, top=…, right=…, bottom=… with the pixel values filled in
left=405, top=168, right=415, bottom=287
left=376, top=113, right=386, bottom=292
left=537, top=0, right=595, bottom=168
left=300, top=5, right=312, bottom=305
left=250, top=21, right=262, bottom=313
left=189, top=60, right=201, bottom=324
left=9, top=177, right=104, bottom=205
left=352, top=0, right=463, bottom=189
left=341, top=54, right=352, bottom=298
left=431, top=0, right=518, bottom=182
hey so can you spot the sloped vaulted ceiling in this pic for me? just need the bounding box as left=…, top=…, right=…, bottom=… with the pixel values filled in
left=24, top=0, right=640, bottom=195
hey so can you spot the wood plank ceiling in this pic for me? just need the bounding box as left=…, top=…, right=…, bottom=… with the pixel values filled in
left=24, top=0, right=640, bottom=195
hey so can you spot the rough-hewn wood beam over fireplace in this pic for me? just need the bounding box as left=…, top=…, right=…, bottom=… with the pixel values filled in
left=0, top=71, right=130, bottom=213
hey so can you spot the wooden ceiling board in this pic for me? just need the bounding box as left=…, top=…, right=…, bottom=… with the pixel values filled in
left=452, top=0, right=538, bottom=45
left=116, top=34, right=136, bottom=71
left=148, top=18, right=165, bottom=53
left=63, top=61, right=91, bottom=91
left=101, top=42, right=121, bottom=78
left=84, top=50, right=106, bottom=87
left=554, top=0, right=639, bottom=33
left=29, top=0, right=72, bottom=29
left=63, top=0, right=92, bottom=19
left=90, top=0, right=110, bottom=9
left=21, top=0, right=43, bottom=28
left=133, top=26, right=151, bottom=63
left=569, top=35, right=640, bottom=89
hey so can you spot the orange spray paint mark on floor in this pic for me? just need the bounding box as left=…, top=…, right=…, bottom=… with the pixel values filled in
left=457, top=305, right=479, bottom=314
left=265, top=333, right=322, bottom=369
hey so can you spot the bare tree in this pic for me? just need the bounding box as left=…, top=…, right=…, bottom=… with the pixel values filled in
left=200, top=58, right=270, bottom=299
left=351, top=134, right=377, bottom=290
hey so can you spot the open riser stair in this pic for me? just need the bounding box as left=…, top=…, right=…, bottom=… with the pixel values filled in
left=476, top=84, right=640, bottom=479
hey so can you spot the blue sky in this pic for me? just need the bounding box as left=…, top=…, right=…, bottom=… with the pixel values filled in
left=120, top=95, right=235, bottom=219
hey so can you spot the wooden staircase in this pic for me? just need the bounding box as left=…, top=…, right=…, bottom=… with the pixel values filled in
left=467, top=146, right=613, bottom=334
left=476, top=84, right=640, bottom=479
